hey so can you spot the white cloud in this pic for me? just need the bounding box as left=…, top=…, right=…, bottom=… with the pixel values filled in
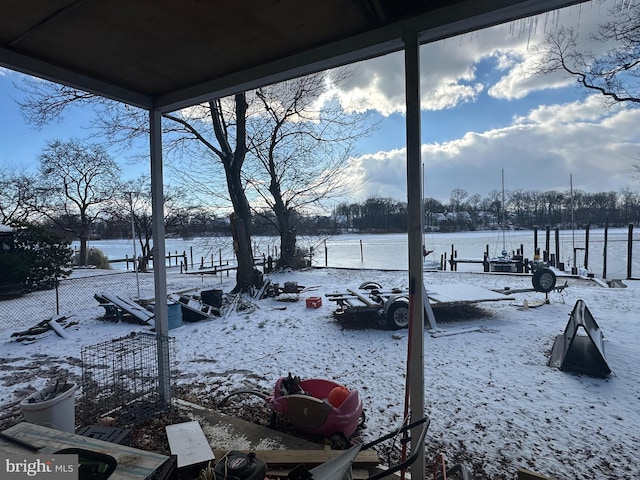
left=347, top=95, right=640, bottom=203
left=488, top=57, right=570, bottom=100
left=333, top=1, right=621, bottom=115
left=342, top=149, right=408, bottom=201
left=516, top=94, right=614, bottom=124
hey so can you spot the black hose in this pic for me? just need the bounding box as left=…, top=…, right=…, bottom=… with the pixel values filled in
left=216, top=389, right=268, bottom=407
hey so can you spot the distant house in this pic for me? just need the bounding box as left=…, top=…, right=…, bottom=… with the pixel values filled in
left=457, top=211, right=472, bottom=222
left=0, top=224, right=14, bottom=253
left=444, top=212, right=471, bottom=222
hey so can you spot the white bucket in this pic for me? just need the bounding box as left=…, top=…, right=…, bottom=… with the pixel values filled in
left=20, top=383, right=76, bottom=432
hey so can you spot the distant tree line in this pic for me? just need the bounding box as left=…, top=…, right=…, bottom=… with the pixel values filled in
left=91, top=208, right=341, bottom=240
left=334, top=187, right=640, bottom=233
left=15, top=70, right=371, bottom=292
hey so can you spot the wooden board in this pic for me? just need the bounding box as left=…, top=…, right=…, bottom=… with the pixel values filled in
left=510, top=300, right=546, bottom=309
left=426, top=284, right=514, bottom=305
left=1, top=422, right=172, bottom=480
left=430, top=326, right=482, bottom=337
left=267, top=467, right=371, bottom=479
left=346, top=289, right=381, bottom=307
left=99, top=292, right=154, bottom=324
left=212, top=449, right=379, bottom=469
left=166, top=421, right=215, bottom=468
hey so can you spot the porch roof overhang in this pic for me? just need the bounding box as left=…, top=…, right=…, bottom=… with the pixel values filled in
left=1, top=1, right=587, bottom=113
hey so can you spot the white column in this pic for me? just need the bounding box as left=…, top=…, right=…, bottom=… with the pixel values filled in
left=150, top=107, right=171, bottom=403
left=404, top=30, right=426, bottom=480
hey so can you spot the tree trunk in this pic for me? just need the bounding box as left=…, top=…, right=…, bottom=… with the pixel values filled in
left=227, top=162, right=254, bottom=291
left=229, top=211, right=254, bottom=292
left=277, top=209, right=297, bottom=268
left=225, top=127, right=254, bottom=291
left=210, top=94, right=255, bottom=292
left=139, top=239, right=151, bottom=273
left=78, top=237, right=88, bottom=266
left=226, top=154, right=254, bottom=290
left=78, top=221, right=91, bottom=266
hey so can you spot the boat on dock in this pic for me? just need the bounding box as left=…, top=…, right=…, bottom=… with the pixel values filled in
left=488, top=249, right=520, bottom=273
left=488, top=169, right=518, bottom=273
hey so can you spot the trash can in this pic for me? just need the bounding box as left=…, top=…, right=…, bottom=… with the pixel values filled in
left=20, top=382, right=76, bottom=432
left=167, top=301, right=183, bottom=330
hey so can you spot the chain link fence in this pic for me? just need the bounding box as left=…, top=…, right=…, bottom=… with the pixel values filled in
left=0, top=271, right=157, bottom=331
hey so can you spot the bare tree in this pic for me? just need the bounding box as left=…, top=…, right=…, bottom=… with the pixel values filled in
left=33, top=139, right=121, bottom=265
left=247, top=72, right=370, bottom=268
left=0, top=167, right=37, bottom=225
left=100, top=96, right=256, bottom=290
left=163, top=96, right=256, bottom=291
left=449, top=188, right=468, bottom=213
left=16, top=81, right=258, bottom=292
left=532, top=2, right=640, bottom=104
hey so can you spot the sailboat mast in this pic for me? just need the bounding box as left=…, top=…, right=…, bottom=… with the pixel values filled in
left=501, top=168, right=506, bottom=251
left=571, top=173, right=575, bottom=268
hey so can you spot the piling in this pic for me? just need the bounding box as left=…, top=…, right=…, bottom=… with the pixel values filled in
left=603, top=219, right=608, bottom=279
left=584, top=224, right=590, bottom=270
left=627, top=224, right=633, bottom=279
left=554, top=228, right=560, bottom=269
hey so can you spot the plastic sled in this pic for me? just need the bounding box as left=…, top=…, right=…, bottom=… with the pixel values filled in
left=266, top=375, right=365, bottom=444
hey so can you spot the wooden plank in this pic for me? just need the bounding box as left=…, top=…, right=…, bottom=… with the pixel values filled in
left=267, top=467, right=371, bottom=479
left=212, top=449, right=379, bottom=469
left=100, top=292, right=154, bottom=323
left=1, top=422, right=171, bottom=480
left=48, top=317, right=69, bottom=339
left=326, top=297, right=364, bottom=307
left=166, top=421, right=215, bottom=468
left=426, top=284, right=513, bottom=304
left=430, top=326, right=482, bottom=337
left=346, top=289, right=380, bottom=307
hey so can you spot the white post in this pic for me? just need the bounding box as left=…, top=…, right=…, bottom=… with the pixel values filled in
left=404, top=30, right=425, bottom=479
left=150, top=108, right=171, bottom=403
left=127, top=191, right=141, bottom=299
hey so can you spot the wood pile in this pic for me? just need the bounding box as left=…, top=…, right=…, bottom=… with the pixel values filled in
left=10, top=316, right=76, bottom=343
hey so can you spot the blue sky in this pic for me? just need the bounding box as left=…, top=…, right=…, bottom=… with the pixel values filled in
left=1, top=0, right=639, bottom=206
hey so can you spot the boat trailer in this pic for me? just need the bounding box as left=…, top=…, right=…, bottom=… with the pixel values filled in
left=325, top=281, right=515, bottom=330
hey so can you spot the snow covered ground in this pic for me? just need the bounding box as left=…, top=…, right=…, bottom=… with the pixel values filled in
left=1, top=267, right=638, bottom=479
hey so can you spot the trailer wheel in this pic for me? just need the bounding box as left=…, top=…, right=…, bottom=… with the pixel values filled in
left=386, top=300, right=410, bottom=330
left=359, top=281, right=382, bottom=290
left=532, top=268, right=556, bottom=293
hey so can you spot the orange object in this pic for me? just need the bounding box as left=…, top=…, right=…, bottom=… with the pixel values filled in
left=328, top=385, right=349, bottom=407
left=306, top=297, right=322, bottom=308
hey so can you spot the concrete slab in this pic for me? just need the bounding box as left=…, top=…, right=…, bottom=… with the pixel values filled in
left=174, top=398, right=322, bottom=451
left=173, top=399, right=397, bottom=479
